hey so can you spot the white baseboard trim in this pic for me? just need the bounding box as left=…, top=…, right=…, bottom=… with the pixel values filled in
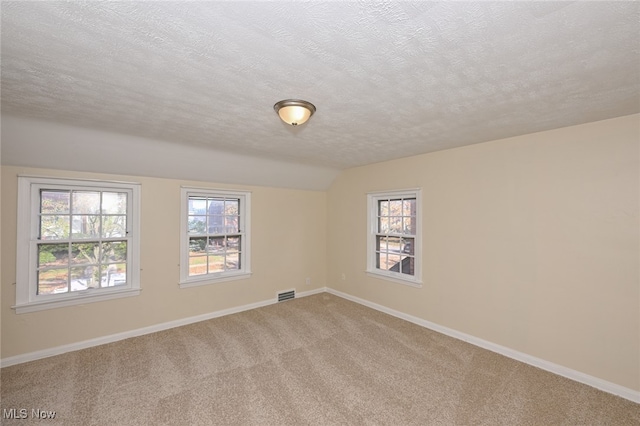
left=326, top=287, right=640, bottom=404
left=3, top=286, right=637, bottom=404
left=0, top=287, right=325, bottom=368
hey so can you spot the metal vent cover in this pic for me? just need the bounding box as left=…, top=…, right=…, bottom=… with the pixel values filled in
left=277, top=290, right=295, bottom=302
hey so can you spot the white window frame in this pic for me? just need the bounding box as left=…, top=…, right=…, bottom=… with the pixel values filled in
left=179, top=187, right=252, bottom=288
left=15, top=176, right=141, bottom=314
left=366, top=188, right=422, bottom=287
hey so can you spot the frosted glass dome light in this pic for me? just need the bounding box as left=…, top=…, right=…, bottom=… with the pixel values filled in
left=274, top=99, right=316, bottom=126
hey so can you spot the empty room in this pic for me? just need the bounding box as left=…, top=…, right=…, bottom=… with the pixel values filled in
left=1, top=1, right=638, bottom=425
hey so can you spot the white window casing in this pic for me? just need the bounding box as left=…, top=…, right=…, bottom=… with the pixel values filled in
left=366, top=188, right=422, bottom=287
left=15, top=176, right=141, bottom=314
left=179, top=187, right=252, bottom=288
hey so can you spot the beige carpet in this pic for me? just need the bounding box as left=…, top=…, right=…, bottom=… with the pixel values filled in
left=1, top=293, right=638, bottom=425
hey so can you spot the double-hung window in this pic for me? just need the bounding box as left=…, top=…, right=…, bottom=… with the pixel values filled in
left=15, top=176, right=141, bottom=313
left=367, top=189, right=422, bottom=287
left=180, top=187, right=251, bottom=288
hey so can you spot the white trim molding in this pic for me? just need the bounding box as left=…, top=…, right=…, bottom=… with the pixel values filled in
left=325, top=288, right=640, bottom=404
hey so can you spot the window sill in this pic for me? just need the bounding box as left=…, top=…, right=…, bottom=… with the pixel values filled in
left=179, top=271, right=252, bottom=289
left=366, top=270, right=423, bottom=288
left=13, top=287, right=141, bottom=314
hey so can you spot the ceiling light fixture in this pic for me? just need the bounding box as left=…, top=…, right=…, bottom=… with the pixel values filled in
left=274, top=99, right=316, bottom=126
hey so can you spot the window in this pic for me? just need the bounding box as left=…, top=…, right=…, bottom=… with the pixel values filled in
left=180, top=187, right=251, bottom=288
left=367, top=189, right=422, bottom=286
left=15, top=176, right=141, bottom=313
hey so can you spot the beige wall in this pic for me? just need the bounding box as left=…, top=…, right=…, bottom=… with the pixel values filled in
left=327, top=114, right=639, bottom=391
left=1, top=167, right=327, bottom=358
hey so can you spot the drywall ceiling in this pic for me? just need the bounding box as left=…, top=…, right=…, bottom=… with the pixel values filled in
left=1, top=1, right=639, bottom=177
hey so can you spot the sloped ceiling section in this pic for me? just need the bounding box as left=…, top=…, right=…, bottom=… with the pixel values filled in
left=1, top=1, right=639, bottom=189
left=1, top=116, right=340, bottom=191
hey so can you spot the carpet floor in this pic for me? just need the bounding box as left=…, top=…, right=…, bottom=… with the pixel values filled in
left=1, top=293, right=638, bottom=425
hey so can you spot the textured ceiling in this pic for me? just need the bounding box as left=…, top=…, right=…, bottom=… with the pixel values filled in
left=1, top=1, right=639, bottom=171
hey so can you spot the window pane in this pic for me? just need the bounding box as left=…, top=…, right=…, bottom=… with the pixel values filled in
left=387, top=254, right=401, bottom=272
left=403, top=217, right=416, bottom=235
left=102, top=264, right=127, bottom=287
left=379, top=253, right=397, bottom=270
left=227, top=236, right=240, bottom=253
left=389, top=200, right=402, bottom=215
left=188, top=197, right=207, bottom=214
left=225, top=216, right=239, bottom=233
left=72, top=215, right=100, bottom=238
left=208, top=198, right=224, bottom=215
left=226, top=252, right=240, bottom=270
left=38, top=268, right=68, bottom=295
left=40, top=215, right=70, bottom=240
left=72, top=192, right=100, bottom=214
left=102, top=192, right=127, bottom=214
left=402, top=199, right=415, bottom=216
left=376, top=235, right=387, bottom=252
left=387, top=236, right=401, bottom=253
left=71, top=242, right=99, bottom=265
left=401, top=257, right=415, bottom=276
left=103, top=215, right=126, bottom=238
left=208, top=215, right=224, bottom=234
left=70, top=266, right=95, bottom=290
left=379, top=200, right=389, bottom=216
left=378, top=217, right=389, bottom=233
left=402, top=238, right=414, bottom=255
left=208, top=236, right=225, bottom=253
left=41, top=191, right=70, bottom=214
left=188, top=256, right=207, bottom=276
left=38, top=243, right=68, bottom=268
left=389, top=216, right=403, bottom=233
left=188, top=216, right=207, bottom=234
left=101, top=241, right=127, bottom=263
left=208, top=254, right=224, bottom=273
left=224, top=199, right=239, bottom=216
left=189, top=237, right=207, bottom=255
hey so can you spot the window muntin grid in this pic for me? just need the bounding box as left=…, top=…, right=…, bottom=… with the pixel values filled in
left=36, top=189, right=130, bottom=295
left=375, top=197, right=416, bottom=276
left=186, top=195, right=242, bottom=277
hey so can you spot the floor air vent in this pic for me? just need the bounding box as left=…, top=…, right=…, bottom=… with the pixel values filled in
left=277, top=290, right=295, bottom=302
